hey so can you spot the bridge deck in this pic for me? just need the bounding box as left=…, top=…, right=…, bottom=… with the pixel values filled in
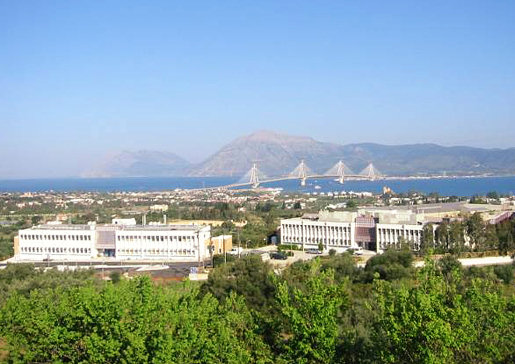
left=194, top=174, right=381, bottom=191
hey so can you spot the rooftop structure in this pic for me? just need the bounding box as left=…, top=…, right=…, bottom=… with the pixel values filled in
left=112, top=218, right=136, bottom=226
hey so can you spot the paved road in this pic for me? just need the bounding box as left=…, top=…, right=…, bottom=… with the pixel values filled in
left=2, top=249, right=511, bottom=278
left=412, top=255, right=514, bottom=268
left=0, top=259, right=211, bottom=278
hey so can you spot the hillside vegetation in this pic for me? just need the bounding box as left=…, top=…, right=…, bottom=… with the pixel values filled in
left=1, top=251, right=514, bottom=363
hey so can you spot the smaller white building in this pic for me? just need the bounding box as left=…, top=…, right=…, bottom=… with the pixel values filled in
left=150, top=204, right=169, bottom=212
left=112, top=218, right=137, bottom=226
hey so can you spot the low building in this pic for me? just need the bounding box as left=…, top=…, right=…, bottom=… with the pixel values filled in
left=14, top=222, right=211, bottom=262
left=483, top=211, right=514, bottom=225
left=112, top=218, right=137, bottom=226
left=209, top=235, right=233, bottom=255
left=150, top=204, right=169, bottom=212
left=281, top=211, right=355, bottom=252
left=280, top=209, right=425, bottom=252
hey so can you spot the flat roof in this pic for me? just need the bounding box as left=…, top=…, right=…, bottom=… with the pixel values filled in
left=27, top=224, right=92, bottom=231
left=281, top=217, right=353, bottom=224
left=119, top=224, right=209, bottom=232
left=23, top=223, right=209, bottom=233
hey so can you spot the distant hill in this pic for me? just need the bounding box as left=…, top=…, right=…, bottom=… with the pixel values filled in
left=82, top=131, right=515, bottom=178
left=187, top=130, right=344, bottom=177
left=187, top=130, right=515, bottom=177
left=83, top=151, right=191, bottom=178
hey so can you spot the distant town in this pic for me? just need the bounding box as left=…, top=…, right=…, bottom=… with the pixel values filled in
left=2, top=185, right=514, bottom=279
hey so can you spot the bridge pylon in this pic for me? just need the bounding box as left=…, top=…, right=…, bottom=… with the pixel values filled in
left=238, top=162, right=267, bottom=188
left=359, top=163, right=382, bottom=180
left=289, top=160, right=312, bottom=186
left=249, top=163, right=260, bottom=188
left=325, top=160, right=354, bottom=184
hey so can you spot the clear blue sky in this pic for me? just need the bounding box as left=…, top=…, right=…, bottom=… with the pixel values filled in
left=1, top=0, right=514, bottom=178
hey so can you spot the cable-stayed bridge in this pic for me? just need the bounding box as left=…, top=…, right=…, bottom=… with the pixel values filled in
left=212, top=160, right=383, bottom=190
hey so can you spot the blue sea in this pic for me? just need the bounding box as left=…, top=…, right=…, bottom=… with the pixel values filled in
left=0, top=176, right=515, bottom=196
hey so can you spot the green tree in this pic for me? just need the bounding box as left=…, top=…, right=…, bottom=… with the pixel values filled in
left=31, top=215, right=42, bottom=225
left=484, top=224, right=499, bottom=251
left=449, top=221, right=465, bottom=254
left=486, top=191, right=499, bottom=200
left=275, top=261, right=346, bottom=364
left=493, top=264, right=514, bottom=284
left=437, top=255, right=462, bottom=280
left=202, top=254, right=276, bottom=313
left=221, top=220, right=236, bottom=230
left=320, top=252, right=359, bottom=283
left=466, top=213, right=485, bottom=251
left=497, top=221, right=515, bottom=255
left=0, top=277, right=273, bottom=363
left=435, top=221, right=450, bottom=251
left=369, top=259, right=515, bottom=363
left=346, top=200, right=357, bottom=209
left=109, top=270, right=122, bottom=283
left=363, top=250, right=414, bottom=282
left=420, top=223, right=434, bottom=254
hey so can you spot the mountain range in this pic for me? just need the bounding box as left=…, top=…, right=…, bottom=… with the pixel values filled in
left=85, top=131, right=515, bottom=178
left=83, top=150, right=191, bottom=178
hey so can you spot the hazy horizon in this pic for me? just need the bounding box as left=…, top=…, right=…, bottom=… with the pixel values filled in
left=2, top=129, right=515, bottom=180
left=2, top=1, right=515, bottom=178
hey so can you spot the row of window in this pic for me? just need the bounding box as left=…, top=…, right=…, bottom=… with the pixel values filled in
left=20, top=246, right=92, bottom=254
left=379, top=241, right=421, bottom=250
left=117, top=248, right=195, bottom=255
left=21, top=234, right=91, bottom=241
left=282, top=224, right=351, bottom=231
left=20, top=246, right=197, bottom=256
left=378, top=229, right=421, bottom=234
left=283, top=232, right=351, bottom=238
left=283, top=237, right=351, bottom=246
left=282, top=226, right=351, bottom=238
left=378, top=229, right=421, bottom=240
left=117, top=235, right=195, bottom=242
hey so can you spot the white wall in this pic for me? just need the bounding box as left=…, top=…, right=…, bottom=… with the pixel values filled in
left=281, top=219, right=355, bottom=251
left=16, top=225, right=211, bottom=261
left=17, top=228, right=96, bottom=261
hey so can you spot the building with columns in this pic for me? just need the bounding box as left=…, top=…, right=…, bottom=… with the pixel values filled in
left=280, top=209, right=425, bottom=252
left=280, top=211, right=355, bottom=252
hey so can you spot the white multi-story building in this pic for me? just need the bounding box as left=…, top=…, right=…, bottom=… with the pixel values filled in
left=16, top=224, right=96, bottom=260
left=281, top=211, right=356, bottom=252
left=14, top=222, right=211, bottom=261
left=114, top=225, right=210, bottom=260
left=375, top=223, right=423, bottom=251
left=280, top=209, right=425, bottom=252
left=364, top=209, right=424, bottom=251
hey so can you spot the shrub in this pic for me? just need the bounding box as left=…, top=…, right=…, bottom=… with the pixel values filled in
left=494, top=264, right=514, bottom=284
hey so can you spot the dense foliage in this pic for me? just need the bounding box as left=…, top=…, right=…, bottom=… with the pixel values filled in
left=0, top=220, right=25, bottom=260
left=426, top=213, right=515, bottom=255
left=1, top=252, right=514, bottom=363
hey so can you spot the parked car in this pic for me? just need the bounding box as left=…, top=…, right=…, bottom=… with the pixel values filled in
left=306, top=248, right=322, bottom=254
left=271, top=252, right=288, bottom=260
left=228, top=247, right=244, bottom=255
left=351, top=247, right=364, bottom=256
